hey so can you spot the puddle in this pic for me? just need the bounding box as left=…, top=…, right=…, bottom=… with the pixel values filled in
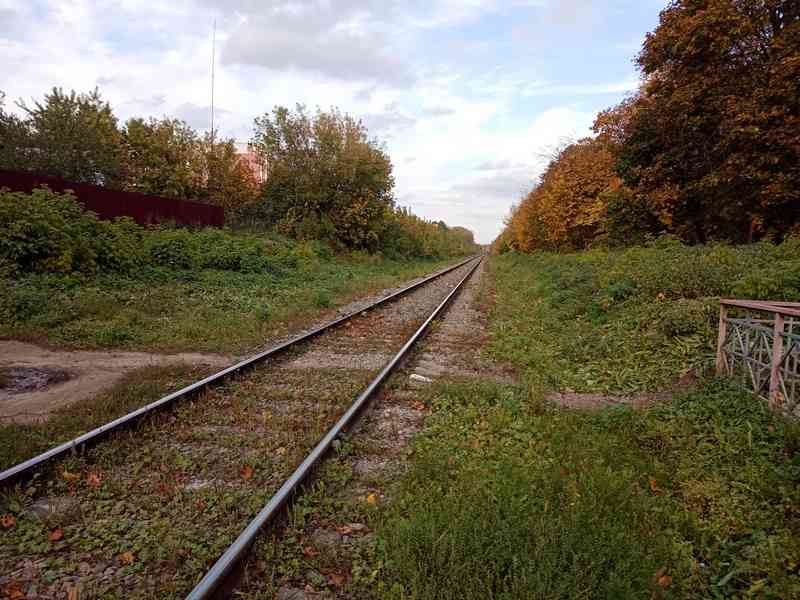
left=0, top=367, right=71, bottom=396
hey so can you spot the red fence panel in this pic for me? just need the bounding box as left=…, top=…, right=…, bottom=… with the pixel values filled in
left=0, top=169, right=224, bottom=227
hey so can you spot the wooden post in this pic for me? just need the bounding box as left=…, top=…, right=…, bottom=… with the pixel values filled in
left=769, top=312, right=785, bottom=408
left=716, top=303, right=728, bottom=375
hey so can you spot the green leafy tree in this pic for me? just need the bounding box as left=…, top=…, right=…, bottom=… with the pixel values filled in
left=14, top=87, right=123, bottom=185
left=121, top=117, right=202, bottom=198
left=251, top=105, right=395, bottom=249
left=0, top=92, right=30, bottom=170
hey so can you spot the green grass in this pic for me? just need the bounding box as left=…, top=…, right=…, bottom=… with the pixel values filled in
left=0, top=242, right=456, bottom=354
left=488, top=237, right=800, bottom=393
left=375, top=240, right=800, bottom=599
left=379, top=380, right=800, bottom=600
left=0, top=365, right=212, bottom=470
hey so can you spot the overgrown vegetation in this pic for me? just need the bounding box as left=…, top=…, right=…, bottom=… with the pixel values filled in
left=489, top=238, right=800, bottom=393
left=380, top=379, right=800, bottom=599
left=497, top=0, right=800, bottom=252
left=374, top=244, right=800, bottom=598
left=0, top=188, right=464, bottom=352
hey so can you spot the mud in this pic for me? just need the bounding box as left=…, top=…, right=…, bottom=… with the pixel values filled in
left=0, top=341, right=231, bottom=422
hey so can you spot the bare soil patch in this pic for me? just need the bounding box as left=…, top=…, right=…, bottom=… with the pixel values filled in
left=0, top=341, right=231, bottom=422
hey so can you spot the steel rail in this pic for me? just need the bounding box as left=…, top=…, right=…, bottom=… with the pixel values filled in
left=0, top=256, right=479, bottom=487
left=186, top=256, right=483, bottom=600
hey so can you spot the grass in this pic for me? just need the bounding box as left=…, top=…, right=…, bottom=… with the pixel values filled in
left=373, top=240, right=800, bottom=599
left=378, top=380, right=800, bottom=599
left=0, top=365, right=213, bottom=470
left=0, top=238, right=457, bottom=354
left=488, top=237, right=800, bottom=393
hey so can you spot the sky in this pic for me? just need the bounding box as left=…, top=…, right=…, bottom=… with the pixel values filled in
left=0, top=0, right=666, bottom=243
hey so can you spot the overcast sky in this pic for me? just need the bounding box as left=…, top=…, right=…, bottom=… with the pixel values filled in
left=1, top=0, right=665, bottom=243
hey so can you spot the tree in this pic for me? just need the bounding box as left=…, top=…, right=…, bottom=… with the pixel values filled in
left=505, top=138, right=622, bottom=252
left=121, top=118, right=258, bottom=209
left=0, top=92, right=29, bottom=171
left=251, top=105, right=395, bottom=249
left=197, top=134, right=259, bottom=210
left=121, top=117, right=202, bottom=198
left=603, top=0, right=800, bottom=242
left=15, top=88, right=123, bottom=185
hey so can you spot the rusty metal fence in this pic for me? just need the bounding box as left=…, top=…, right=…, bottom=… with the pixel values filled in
left=716, top=299, right=800, bottom=414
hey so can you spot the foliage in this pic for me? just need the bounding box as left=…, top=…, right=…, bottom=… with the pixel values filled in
left=503, top=138, right=623, bottom=252
left=382, top=208, right=477, bottom=259
left=495, top=0, right=800, bottom=251
left=120, top=117, right=258, bottom=209
left=0, top=187, right=141, bottom=275
left=3, top=88, right=124, bottom=186
left=249, top=105, right=395, bottom=250
left=597, top=0, right=800, bottom=243
left=379, top=378, right=800, bottom=599
left=0, top=188, right=458, bottom=352
left=488, top=239, right=800, bottom=393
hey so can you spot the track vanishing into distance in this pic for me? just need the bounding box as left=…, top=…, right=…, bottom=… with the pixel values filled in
left=0, top=256, right=482, bottom=600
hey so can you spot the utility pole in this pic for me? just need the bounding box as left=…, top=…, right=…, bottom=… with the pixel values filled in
left=210, top=18, right=216, bottom=143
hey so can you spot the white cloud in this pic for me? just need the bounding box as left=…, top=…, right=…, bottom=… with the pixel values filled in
left=1, top=0, right=647, bottom=245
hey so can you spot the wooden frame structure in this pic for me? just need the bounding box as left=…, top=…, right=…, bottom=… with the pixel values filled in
left=716, top=299, right=800, bottom=413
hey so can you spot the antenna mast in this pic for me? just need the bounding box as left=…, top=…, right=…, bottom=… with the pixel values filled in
left=210, top=19, right=216, bottom=142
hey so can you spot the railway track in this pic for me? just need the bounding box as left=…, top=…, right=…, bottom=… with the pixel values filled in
left=0, top=256, right=482, bottom=600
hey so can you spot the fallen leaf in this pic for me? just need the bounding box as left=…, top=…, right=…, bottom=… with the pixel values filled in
left=62, top=470, right=80, bottom=482
left=366, top=492, right=378, bottom=506
left=87, top=472, right=102, bottom=489
left=49, top=527, right=64, bottom=542
left=649, top=478, right=662, bottom=494
left=194, top=498, right=206, bottom=511
left=67, top=585, right=81, bottom=600
left=329, top=572, right=345, bottom=587
left=119, top=551, right=135, bottom=565
left=658, top=574, right=672, bottom=589
left=275, top=447, right=287, bottom=456
left=336, top=524, right=353, bottom=535
left=1, top=514, right=15, bottom=530
left=410, top=400, right=426, bottom=411
left=240, top=465, right=254, bottom=481
left=2, top=582, right=25, bottom=600
left=302, top=546, right=319, bottom=558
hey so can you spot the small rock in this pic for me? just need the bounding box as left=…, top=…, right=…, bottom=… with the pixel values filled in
left=30, top=496, right=80, bottom=520
left=309, top=528, right=342, bottom=552
left=277, top=586, right=309, bottom=600
left=184, top=479, right=212, bottom=491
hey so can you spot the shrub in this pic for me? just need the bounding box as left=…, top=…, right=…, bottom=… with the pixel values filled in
left=0, top=186, right=143, bottom=274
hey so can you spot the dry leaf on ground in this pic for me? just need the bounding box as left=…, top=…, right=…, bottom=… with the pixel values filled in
left=119, top=551, right=135, bottom=565
left=240, top=464, right=254, bottom=480
left=1, top=514, right=15, bottom=530
left=2, top=582, right=25, bottom=600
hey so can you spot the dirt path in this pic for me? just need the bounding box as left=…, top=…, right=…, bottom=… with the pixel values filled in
left=0, top=341, right=231, bottom=423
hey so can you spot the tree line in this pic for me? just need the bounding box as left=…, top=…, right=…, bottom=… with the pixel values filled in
left=496, top=0, right=799, bottom=253
left=0, top=89, right=476, bottom=257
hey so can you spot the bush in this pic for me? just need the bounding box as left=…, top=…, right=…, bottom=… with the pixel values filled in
left=0, top=186, right=143, bottom=275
